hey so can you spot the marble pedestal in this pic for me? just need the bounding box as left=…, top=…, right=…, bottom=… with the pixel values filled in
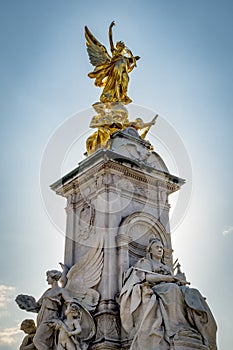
left=51, top=128, right=184, bottom=349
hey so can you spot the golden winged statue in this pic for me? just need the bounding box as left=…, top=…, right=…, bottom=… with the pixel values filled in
left=85, top=21, right=140, bottom=104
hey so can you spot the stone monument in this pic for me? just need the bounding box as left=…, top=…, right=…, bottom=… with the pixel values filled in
left=16, top=22, right=217, bottom=350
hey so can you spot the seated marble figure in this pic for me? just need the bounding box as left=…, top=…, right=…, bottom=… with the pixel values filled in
left=120, top=238, right=217, bottom=350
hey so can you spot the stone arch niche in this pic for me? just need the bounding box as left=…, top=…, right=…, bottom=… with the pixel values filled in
left=116, top=211, right=173, bottom=290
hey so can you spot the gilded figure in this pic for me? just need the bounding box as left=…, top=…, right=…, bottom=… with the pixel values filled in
left=85, top=21, right=140, bottom=104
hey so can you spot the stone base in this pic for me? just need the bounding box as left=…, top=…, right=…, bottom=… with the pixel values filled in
left=90, top=340, right=209, bottom=350
left=90, top=340, right=121, bottom=350
left=171, top=340, right=209, bottom=350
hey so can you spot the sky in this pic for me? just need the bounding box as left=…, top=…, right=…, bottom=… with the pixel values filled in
left=0, top=0, right=233, bottom=348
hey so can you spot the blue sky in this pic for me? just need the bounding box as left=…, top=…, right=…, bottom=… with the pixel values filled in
left=0, top=0, right=233, bottom=348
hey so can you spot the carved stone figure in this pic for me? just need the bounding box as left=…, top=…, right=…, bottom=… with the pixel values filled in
left=16, top=270, right=73, bottom=350
left=19, top=319, right=36, bottom=350
left=16, top=245, right=103, bottom=349
left=120, top=238, right=217, bottom=350
left=85, top=21, right=140, bottom=105
left=53, top=303, right=81, bottom=350
left=48, top=302, right=93, bottom=350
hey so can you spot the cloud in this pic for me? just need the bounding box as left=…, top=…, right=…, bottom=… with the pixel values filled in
left=0, top=285, right=16, bottom=309
left=222, top=226, right=233, bottom=236
left=0, top=326, right=21, bottom=345
left=0, top=286, right=22, bottom=346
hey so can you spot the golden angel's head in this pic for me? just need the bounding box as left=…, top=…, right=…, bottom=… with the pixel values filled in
left=116, top=41, right=125, bottom=52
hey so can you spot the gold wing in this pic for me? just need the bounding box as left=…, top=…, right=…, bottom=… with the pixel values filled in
left=85, top=26, right=111, bottom=66
left=65, top=242, right=103, bottom=311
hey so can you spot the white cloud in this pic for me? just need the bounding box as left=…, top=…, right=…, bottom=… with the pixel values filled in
left=0, top=285, right=16, bottom=309
left=222, top=226, right=233, bottom=236
left=0, top=326, right=21, bottom=345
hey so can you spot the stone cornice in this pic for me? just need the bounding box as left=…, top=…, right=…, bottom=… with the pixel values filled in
left=51, top=149, right=184, bottom=197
